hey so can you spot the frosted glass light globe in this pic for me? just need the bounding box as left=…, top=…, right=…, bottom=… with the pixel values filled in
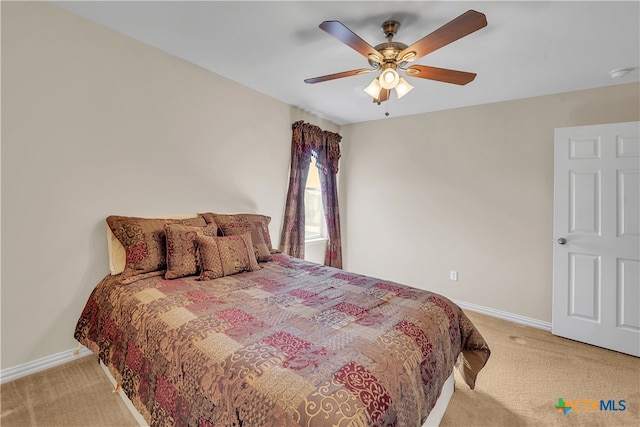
left=379, top=68, right=399, bottom=89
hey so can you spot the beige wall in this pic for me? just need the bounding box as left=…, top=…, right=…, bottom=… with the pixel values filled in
left=0, top=2, right=336, bottom=369
left=2, top=1, right=638, bottom=371
left=340, top=83, right=639, bottom=323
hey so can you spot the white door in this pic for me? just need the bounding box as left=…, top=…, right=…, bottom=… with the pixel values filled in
left=553, top=121, right=640, bottom=357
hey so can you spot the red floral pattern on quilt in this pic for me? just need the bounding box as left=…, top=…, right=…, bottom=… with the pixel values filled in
left=251, top=276, right=285, bottom=291
left=395, top=320, right=434, bottom=358
left=155, top=373, right=190, bottom=424
left=374, top=281, right=418, bottom=300
left=288, top=289, right=316, bottom=300
left=185, top=290, right=220, bottom=304
left=429, top=295, right=460, bottom=348
left=216, top=308, right=255, bottom=325
left=334, top=301, right=368, bottom=318
left=262, top=331, right=328, bottom=371
left=334, top=361, right=395, bottom=426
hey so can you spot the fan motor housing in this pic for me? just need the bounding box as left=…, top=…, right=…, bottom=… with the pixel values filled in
left=368, top=20, right=409, bottom=68
left=370, top=41, right=409, bottom=66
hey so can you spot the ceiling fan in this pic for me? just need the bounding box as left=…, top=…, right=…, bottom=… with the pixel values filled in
left=304, top=10, right=487, bottom=104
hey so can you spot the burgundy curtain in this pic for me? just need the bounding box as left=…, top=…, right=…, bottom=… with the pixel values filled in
left=315, top=132, right=343, bottom=268
left=279, top=122, right=314, bottom=259
left=280, top=121, right=342, bottom=268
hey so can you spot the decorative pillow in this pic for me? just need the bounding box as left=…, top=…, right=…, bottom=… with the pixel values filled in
left=202, top=213, right=273, bottom=262
left=198, top=212, right=219, bottom=231
left=165, top=223, right=218, bottom=279
left=107, top=214, right=201, bottom=275
left=196, top=233, right=261, bottom=280
left=106, top=215, right=207, bottom=283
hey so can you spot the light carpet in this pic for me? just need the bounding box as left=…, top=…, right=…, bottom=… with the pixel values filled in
left=1, top=354, right=137, bottom=426
left=441, top=311, right=639, bottom=426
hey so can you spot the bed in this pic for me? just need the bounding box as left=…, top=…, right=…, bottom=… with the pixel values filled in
left=74, top=213, right=490, bottom=427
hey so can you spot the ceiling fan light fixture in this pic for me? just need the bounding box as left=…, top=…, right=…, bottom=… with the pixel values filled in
left=364, top=78, right=382, bottom=98
left=379, top=67, right=400, bottom=89
left=395, top=77, right=414, bottom=99
left=306, top=10, right=488, bottom=106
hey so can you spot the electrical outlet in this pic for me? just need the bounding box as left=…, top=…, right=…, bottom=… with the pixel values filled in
left=450, top=270, right=458, bottom=281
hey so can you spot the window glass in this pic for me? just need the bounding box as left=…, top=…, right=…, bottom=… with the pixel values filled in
left=305, top=156, right=326, bottom=240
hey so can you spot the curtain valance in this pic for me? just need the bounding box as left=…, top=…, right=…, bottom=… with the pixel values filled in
left=291, top=120, right=342, bottom=175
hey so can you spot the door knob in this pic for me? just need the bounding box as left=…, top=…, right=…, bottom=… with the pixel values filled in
left=557, top=237, right=567, bottom=245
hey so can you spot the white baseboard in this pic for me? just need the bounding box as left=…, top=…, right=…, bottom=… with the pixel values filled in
left=0, top=303, right=550, bottom=384
left=453, top=299, right=552, bottom=331
left=0, top=345, right=93, bottom=384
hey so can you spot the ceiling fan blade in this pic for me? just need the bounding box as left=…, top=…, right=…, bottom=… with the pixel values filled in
left=398, top=10, right=487, bottom=61
left=319, top=21, right=383, bottom=62
left=304, top=68, right=372, bottom=84
left=406, top=65, right=477, bottom=85
left=373, top=88, right=391, bottom=103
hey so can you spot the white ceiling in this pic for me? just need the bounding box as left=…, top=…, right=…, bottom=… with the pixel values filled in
left=52, top=1, right=640, bottom=125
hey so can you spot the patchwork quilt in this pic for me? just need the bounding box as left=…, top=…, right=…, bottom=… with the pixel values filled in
left=74, top=254, right=490, bottom=426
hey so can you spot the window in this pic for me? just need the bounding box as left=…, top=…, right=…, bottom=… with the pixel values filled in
left=304, top=156, right=327, bottom=241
